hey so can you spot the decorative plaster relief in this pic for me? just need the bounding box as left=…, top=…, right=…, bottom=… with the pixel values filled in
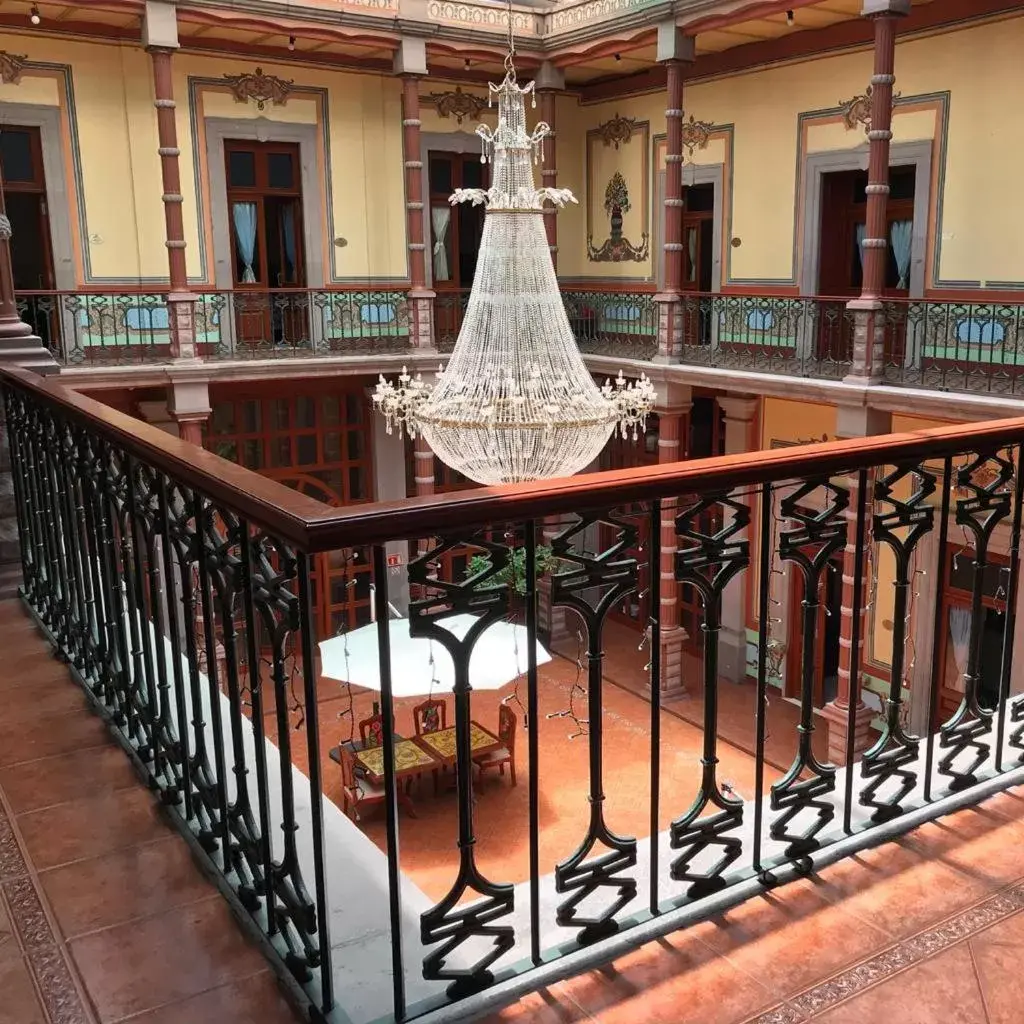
left=426, top=2, right=538, bottom=35
left=680, top=114, right=715, bottom=159
left=596, top=114, right=636, bottom=149
left=0, top=50, right=27, bottom=85
left=587, top=171, right=649, bottom=262
left=839, top=85, right=901, bottom=132
left=549, top=0, right=652, bottom=32
left=223, top=67, right=294, bottom=112
left=424, top=87, right=486, bottom=126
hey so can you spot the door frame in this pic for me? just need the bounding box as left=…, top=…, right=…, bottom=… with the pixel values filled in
left=419, top=131, right=485, bottom=290
left=799, top=140, right=932, bottom=301
left=0, top=103, right=74, bottom=290
left=206, top=117, right=324, bottom=291
left=654, top=161, right=724, bottom=293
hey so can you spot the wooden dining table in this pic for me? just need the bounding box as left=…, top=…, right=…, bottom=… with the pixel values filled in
left=412, top=721, right=502, bottom=768
left=329, top=738, right=439, bottom=818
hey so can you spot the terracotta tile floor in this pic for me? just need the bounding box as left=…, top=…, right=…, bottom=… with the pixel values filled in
left=6, top=597, right=1024, bottom=1024
left=485, top=797, right=1024, bottom=1024
left=0, top=600, right=302, bottom=1024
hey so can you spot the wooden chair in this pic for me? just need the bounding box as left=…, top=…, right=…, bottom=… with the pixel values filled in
left=474, top=703, right=517, bottom=787
left=339, top=746, right=385, bottom=821
left=359, top=710, right=394, bottom=749
left=413, top=697, right=448, bottom=794
left=413, top=697, right=448, bottom=736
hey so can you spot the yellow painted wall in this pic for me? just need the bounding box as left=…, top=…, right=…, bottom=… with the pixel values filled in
left=10, top=12, right=1024, bottom=286
left=0, top=34, right=165, bottom=282
left=759, top=397, right=835, bottom=449
left=563, top=13, right=1024, bottom=288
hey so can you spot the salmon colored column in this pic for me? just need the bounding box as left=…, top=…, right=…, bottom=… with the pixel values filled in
left=820, top=406, right=892, bottom=764
left=655, top=383, right=692, bottom=700
left=395, top=39, right=434, bottom=350
left=845, top=0, right=910, bottom=384
left=147, top=45, right=196, bottom=363
left=535, top=62, right=565, bottom=269
left=653, top=27, right=694, bottom=363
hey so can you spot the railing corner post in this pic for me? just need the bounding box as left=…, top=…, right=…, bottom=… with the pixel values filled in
left=843, top=297, right=886, bottom=386
left=409, top=287, right=437, bottom=351
left=653, top=292, right=682, bottom=363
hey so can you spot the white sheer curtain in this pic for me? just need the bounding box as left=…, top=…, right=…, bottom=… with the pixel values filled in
left=686, top=227, right=697, bottom=283
left=855, top=222, right=867, bottom=271
left=948, top=605, right=971, bottom=693
left=232, top=201, right=258, bottom=284
left=890, top=219, right=913, bottom=290
left=431, top=206, right=451, bottom=282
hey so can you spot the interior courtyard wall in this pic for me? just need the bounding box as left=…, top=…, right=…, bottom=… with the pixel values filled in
left=558, top=13, right=1024, bottom=291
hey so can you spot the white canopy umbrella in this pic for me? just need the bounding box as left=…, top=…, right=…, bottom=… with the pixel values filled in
left=318, top=613, right=552, bottom=698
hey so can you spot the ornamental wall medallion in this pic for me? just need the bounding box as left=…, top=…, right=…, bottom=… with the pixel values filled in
left=223, top=67, right=294, bottom=111
left=596, top=114, right=636, bottom=149
left=586, top=171, right=649, bottom=262
left=424, top=86, right=485, bottom=125
left=0, top=51, right=27, bottom=85
left=839, top=85, right=901, bottom=132
left=680, top=114, right=715, bottom=158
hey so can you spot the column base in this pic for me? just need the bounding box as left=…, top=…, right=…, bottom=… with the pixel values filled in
left=650, top=626, right=688, bottom=702
left=653, top=292, right=682, bottom=362
left=818, top=699, right=877, bottom=766
left=408, top=289, right=436, bottom=351
left=719, top=627, right=749, bottom=684
left=538, top=575, right=575, bottom=652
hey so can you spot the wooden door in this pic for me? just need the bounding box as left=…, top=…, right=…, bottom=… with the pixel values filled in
left=818, top=167, right=916, bottom=361
left=428, top=152, right=487, bottom=346
left=677, top=183, right=715, bottom=349
left=2, top=126, right=56, bottom=345
left=225, top=141, right=306, bottom=348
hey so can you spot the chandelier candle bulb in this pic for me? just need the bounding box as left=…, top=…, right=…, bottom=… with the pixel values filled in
left=373, top=50, right=655, bottom=485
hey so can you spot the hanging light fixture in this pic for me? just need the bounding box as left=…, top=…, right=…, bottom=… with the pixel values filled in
left=373, top=3, right=654, bottom=485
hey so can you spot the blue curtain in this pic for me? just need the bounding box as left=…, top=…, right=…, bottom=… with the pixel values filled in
left=282, top=203, right=297, bottom=282
left=232, top=201, right=258, bottom=283
left=890, top=219, right=913, bottom=290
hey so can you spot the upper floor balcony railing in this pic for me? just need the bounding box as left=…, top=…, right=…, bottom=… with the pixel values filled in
left=4, top=361, right=1024, bottom=1023
left=16, top=286, right=414, bottom=365
left=17, top=285, right=1024, bottom=400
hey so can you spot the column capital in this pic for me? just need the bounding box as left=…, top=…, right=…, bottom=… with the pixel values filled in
left=717, top=394, right=759, bottom=422
left=835, top=403, right=891, bottom=439
left=861, top=0, right=911, bottom=15
left=142, top=1, right=179, bottom=49
left=654, top=380, right=693, bottom=417
left=656, top=24, right=696, bottom=64
left=534, top=61, right=565, bottom=92
left=394, top=37, right=428, bottom=77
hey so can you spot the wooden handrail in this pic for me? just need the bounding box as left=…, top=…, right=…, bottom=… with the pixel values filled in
left=4, top=363, right=1024, bottom=553
left=0, top=365, right=327, bottom=547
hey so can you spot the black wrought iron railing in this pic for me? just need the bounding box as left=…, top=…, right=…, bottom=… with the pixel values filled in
left=881, top=299, right=1024, bottom=395
left=4, top=362, right=1024, bottom=1024
left=433, top=289, right=470, bottom=354
left=562, top=288, right=660, bottom=361
left=15, top=287, right=413, bottom=365
left=672, top=293, right=854, bottom=378
left=204, top=288, right=413, bottom=360
left=17, top=290, right=178, bottom=365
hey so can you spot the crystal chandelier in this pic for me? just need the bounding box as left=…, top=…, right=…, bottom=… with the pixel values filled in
left=373, top=18, right=655, bottom=485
